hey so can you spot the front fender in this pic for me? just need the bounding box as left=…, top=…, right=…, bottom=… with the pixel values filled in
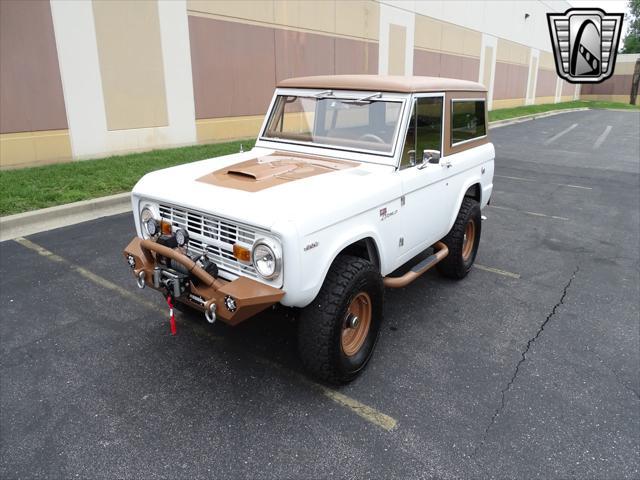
left=280, top=222, right=386, bottom=308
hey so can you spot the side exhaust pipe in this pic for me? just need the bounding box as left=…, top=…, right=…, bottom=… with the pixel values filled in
left=383, top=242, right=449, bottom=288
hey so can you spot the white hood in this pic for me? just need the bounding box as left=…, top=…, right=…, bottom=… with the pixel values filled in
left=132, top=147, right=399, bottom=235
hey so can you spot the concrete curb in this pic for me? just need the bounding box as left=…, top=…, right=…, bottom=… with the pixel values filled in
left=0, top=106, right=598, bottom=242
left=488, top=107, right=590, bottom=129
left=1, top=192, right=131, bottom=242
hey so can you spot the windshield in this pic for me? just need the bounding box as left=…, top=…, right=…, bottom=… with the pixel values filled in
left=262, top=94, right=404, bottom=155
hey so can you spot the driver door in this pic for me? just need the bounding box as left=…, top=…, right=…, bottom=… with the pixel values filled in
left=397, top=94, right=455, bottom=264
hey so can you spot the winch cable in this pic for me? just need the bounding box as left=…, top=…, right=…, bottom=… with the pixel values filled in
left=166, top=295, right=177, bottom=336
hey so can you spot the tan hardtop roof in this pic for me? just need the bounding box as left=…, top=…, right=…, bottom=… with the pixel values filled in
left=277, top=75, right=486, bottom=93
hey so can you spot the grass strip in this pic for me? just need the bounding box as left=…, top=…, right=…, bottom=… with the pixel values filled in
left=0, top=140, right=254, bottom=216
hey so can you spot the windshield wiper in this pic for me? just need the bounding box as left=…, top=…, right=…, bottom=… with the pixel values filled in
left=314, top=90, right=333, bottom=98
left=340, top=92, right=382, bottom=105
left=356, top=92, right=382, bottom=102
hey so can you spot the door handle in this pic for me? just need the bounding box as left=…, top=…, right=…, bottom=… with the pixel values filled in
left=441, top=161, right=452, bottom=169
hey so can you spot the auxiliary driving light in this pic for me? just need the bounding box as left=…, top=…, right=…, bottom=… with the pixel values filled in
left=144, top=218, right=158, bottom=236
left=141, top=207, right=158, bottom=238
left=175, top=228, right=189, bottom=247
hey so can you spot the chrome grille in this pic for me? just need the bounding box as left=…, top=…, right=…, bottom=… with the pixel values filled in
left=159, top=203, right=257, bottom=279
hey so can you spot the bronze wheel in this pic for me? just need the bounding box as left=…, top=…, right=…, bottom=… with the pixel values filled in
left=461, top=218, right=476, bottom=261
left=298, top=255, right=383, bottom=384
left=437, top=197, right=481, bottom=279
left=341, top=292, right=372, bottom=357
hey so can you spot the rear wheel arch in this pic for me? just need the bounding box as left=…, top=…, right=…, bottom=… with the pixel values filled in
left=464, top=183, right=481, bottom=203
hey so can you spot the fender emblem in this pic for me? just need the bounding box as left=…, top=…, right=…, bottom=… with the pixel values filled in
left=380, top=207, right=398, bottom=221
left=304, top=241, right=319, bottom=251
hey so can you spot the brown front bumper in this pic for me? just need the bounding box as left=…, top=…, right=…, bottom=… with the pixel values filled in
left=123, top=237, right=284, bottom=326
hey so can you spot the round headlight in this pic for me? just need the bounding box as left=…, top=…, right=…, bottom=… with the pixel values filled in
left=175, top=228, right=189, bottom=247
left=140, top=207, right=158, bottom=238
left=252, top=241, right=280, bottom=279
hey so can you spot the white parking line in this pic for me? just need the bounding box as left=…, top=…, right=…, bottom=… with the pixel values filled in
left=488, top=204, right=569, bottom=221
left=494, top=175, right=592, bottom=190
left=593, top=125, right=612, bottom=149
left=494, top=174, right=535, bottom=183
left=14, top=236, right=398, bottom=432
left=543, top=123, right=578, bottom=145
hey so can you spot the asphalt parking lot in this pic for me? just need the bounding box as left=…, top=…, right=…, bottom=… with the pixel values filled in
left=1, top=109, right=638, bottom=479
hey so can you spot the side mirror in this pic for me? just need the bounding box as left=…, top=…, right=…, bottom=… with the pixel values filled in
left=424, top=149, right=441, bottom=164
left=418, top=149, right=441, bottom=169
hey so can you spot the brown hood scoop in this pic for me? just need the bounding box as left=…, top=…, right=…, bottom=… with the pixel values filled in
left=197, top=153, right=359, bottom=192
left=226, top=161, right=299, bottom=181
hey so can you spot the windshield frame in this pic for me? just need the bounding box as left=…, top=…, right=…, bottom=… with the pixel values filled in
left=256, top=88, right=409, bottom=165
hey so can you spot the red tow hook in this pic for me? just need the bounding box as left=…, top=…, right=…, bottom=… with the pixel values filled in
left=166, top=296, right=177, bottom=336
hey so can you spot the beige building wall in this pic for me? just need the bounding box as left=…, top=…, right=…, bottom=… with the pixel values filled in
left=187, top=0, right=380, bottom=144
left=0, top=0, right=71, bottom=168
left=4, top=0, right=626, bottom=170
left=413, top=15, right=481, bottom=82
left=92, top=0, right=168, bottom=131
left=491, top=38, right=530, bottom=109
left=581, top=54, right=640, bottom=105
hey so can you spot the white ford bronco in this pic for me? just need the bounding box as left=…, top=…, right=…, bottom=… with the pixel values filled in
left=124, top=75, right=494, bottom=383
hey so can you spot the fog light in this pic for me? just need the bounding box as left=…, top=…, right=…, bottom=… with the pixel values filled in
left=224, top=295, right=237, bottom=313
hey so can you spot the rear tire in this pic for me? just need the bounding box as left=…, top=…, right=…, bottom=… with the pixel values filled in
left=298, top=255, right=384, bottom=384
left=437, top=197, right=481, bottom=279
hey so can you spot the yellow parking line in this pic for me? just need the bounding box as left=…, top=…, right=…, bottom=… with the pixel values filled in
left=320, top=387, right=397, bottom=431
left=14, top=237, right=164, bottom=315
left=474, top=264, right=521, bottom=279
left=13, top=236, right=398, bottom=432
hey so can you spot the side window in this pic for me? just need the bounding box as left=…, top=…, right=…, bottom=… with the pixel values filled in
left=400, top=96, right=443, bottom=169
left=400, top=102, right=416, bottom=169
left=451, top=100, right=486, bottom=145
left=416, top=97, right=443, bottom=159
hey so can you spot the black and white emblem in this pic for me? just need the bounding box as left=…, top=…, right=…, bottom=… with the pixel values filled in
left=547, top=8, right=623, bottom=84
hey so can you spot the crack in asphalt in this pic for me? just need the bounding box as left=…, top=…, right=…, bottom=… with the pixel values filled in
left=471, top=266, right=580, bottom=458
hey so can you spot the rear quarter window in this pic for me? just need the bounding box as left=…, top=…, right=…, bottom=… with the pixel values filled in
left=451, top=99, right=486, bottom=146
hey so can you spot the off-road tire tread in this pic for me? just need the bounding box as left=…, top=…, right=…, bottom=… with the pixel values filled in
left=437, top=197, right=481, bottom=279
left=298, top=255, right=381, bottom=384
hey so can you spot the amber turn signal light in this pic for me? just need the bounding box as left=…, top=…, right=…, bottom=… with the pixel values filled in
left=233, top=244, right=251, bottom=262
left=160, top=220, right=172, bottom=236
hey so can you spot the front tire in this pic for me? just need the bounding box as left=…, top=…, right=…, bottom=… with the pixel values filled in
left=437, top=197, right=481, bottom=279
left=298, top=255, right=384, bottom=384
